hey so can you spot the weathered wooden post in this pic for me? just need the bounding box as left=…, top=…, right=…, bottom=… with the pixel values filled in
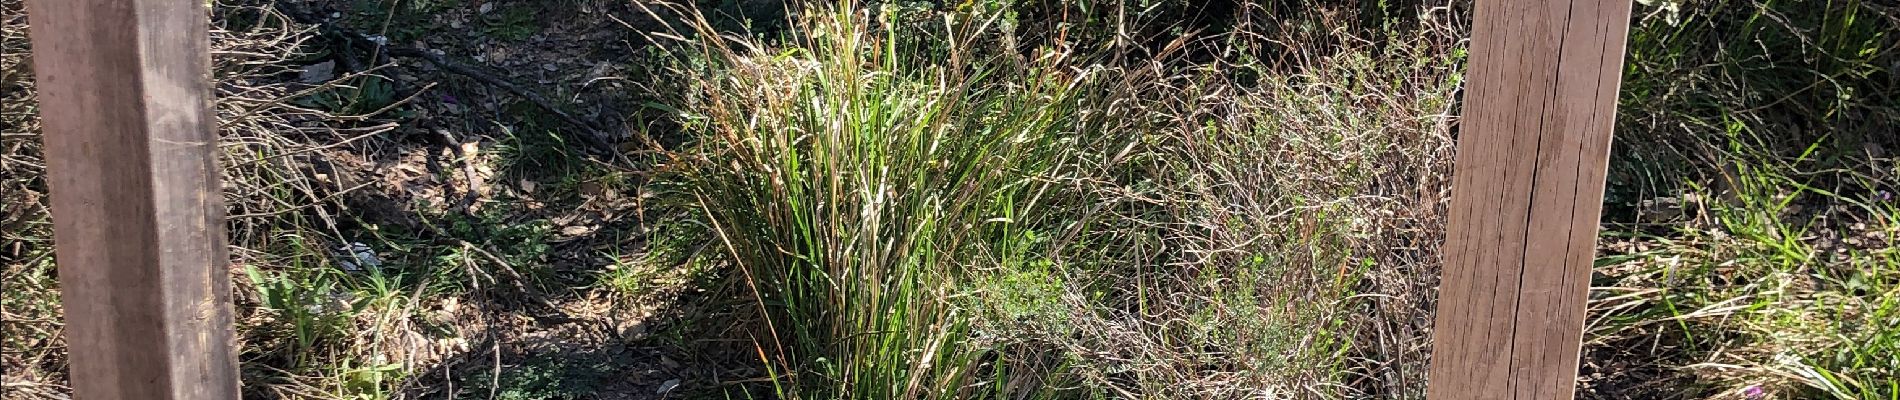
left=24, top=0, right=240, bottom=398
left=1426, top=0, right=1634, bottom=398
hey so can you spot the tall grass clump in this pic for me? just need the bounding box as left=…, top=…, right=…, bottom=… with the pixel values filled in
left=644, top=3, right=1133, bottom=398
left=645, top=1, right=1466, bottom=397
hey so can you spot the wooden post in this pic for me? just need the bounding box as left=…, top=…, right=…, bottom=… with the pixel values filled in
left=24, top=0, right=240, bottom=398
left=1427, top=0, right=1632, bottom=398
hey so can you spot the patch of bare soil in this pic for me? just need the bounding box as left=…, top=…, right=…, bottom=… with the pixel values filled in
left=257, top=0, right=791, bottom=397
left=1578, top=334, right=1706, bottom=400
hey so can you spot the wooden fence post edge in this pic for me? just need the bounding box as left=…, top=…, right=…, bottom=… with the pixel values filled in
left=1426, top=0, right=1635, bottom=398
left=25, top=0, right=240, bottom=398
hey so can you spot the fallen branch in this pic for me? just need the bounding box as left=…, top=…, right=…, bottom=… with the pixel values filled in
left=383, top=46, right=617, bottom=154
left=273, top=3, right=618, bottom=156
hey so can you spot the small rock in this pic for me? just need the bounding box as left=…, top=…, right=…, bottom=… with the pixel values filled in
left=579, top=181, right=607, bottom=197
left=656, top=379, right=681, bottom=394
left=617, top=319, right=648, bottom=339
left=478, top=2, right=494, bottom=14
left=299, top=60, right=336, bottom=83
left=542, top=63, right=559, bottom=72
left=335, top=242, right=381, bottom=272
left=561, top=225, right=594, bottom=236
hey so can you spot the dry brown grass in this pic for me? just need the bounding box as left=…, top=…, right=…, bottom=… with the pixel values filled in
left=632, top=2, right=1471, bottom=398
left=1, top=0, right=448, bottom=396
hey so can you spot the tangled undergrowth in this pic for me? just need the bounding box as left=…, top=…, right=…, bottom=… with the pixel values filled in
left=2, top=0, right=1896, bottom=399
left=1583, top=1, right=1899, bottom=398
left=639, top=2, right=1459, bottom=398
left=8, top=0, right=685, bottom=397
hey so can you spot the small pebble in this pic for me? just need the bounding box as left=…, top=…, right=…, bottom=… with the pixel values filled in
left=298, top=60, right=336, bottom=83
left=656, top=379, right=680, bottom=394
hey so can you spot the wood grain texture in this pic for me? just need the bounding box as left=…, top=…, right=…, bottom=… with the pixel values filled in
left=1426, top=0, right=1633, bottom=398
left=24, top=0, right=240, bottom=398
